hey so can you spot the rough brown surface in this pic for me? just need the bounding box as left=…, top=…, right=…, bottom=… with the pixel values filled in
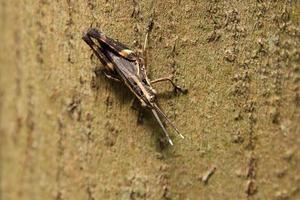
left=1, top=1, right=299, bottom=200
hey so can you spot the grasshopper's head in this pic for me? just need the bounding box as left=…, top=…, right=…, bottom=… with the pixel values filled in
left=137, top=80, right=157, bottom=107
left=147, top=88, right=157, bottom=104
left=132, top=58, right=158, bottom=106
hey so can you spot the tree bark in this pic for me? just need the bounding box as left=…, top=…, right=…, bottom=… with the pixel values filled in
left=1, top=1, right=299, bottom=199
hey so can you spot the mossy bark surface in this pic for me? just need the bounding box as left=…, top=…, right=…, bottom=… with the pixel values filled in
left=1, top=1, right=300, bottom=200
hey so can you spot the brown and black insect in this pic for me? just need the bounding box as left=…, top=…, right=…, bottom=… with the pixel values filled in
left=82, top=28, right=187, bottom=145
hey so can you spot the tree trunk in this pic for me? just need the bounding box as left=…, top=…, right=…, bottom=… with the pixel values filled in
left=1, top=1, right=299, bottom=199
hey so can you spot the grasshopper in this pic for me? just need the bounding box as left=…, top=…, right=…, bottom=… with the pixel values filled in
left=82, top=28, right=187, bottom=145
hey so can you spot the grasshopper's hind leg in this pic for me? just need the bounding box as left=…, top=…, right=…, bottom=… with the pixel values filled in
left=151, top=77, right=188, bottom=94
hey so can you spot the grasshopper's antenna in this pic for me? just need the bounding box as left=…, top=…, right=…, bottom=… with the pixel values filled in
left=152, top=109, right=173, bottom=145
left=89, top=20, right=96, bottom=29
left=153, top=104, right=184, bottom=139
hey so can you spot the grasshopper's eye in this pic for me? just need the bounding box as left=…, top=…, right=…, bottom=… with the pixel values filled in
left=149, top=95, right=156, bottom=102
left=142, top=79, right=149, bottom=85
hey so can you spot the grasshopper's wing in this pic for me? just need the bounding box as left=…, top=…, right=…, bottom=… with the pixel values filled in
left=86, top=28, right=137, bottom=61
left=86, top=28, right=151, bottom=84
left=82, top=34, right=116, bottom=72
left=84, top=28, right=154, bottom=102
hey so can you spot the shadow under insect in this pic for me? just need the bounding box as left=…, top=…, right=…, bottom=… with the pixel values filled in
left=91, top=69, right=186, bottom=149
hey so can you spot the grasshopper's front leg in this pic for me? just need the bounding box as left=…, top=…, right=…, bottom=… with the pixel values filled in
left=151, top=77, right=188, bottom=94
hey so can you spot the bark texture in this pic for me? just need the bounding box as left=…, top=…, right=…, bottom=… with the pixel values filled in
left=1, top=1, right=300, bottom=200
